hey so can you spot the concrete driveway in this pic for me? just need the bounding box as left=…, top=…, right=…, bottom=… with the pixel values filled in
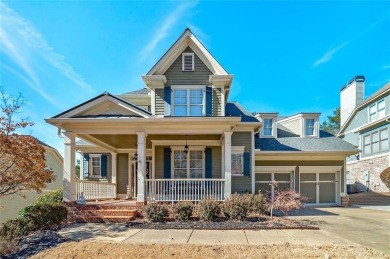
left=287, top=206, right=390, bottom=255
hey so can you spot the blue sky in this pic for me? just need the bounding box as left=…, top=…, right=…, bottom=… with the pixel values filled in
left=1, top=1, right=389, bottom=154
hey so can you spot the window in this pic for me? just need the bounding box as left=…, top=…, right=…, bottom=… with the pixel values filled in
left=182, top=53, right=194, bottom=71
left=173, top=150, right=203, bottom=178
left=231, top=146, right=245, bottom=176
left=173, top=88, right=204, bottom=116
left=369, top=99, right=386, bottom=122
left=363, top=128, right=389, bottom=155
left=263, top=119, right=273, bottom=136
left=305, top=119, right=315, bottom=136
left=90, top=155, right=101, bottom=177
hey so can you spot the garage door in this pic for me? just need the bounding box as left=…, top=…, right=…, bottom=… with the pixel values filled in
left=255, top=172, right=292, bottom=201
left=300, top=172, right=336, bottom=204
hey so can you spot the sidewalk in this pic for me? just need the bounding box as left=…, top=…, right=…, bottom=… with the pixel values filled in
left=59, top=223, right=356, bottom=246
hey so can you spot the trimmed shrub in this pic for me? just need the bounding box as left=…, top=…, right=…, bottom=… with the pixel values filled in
left=144, top=203, right=168, bottom=222
left=173, top=201, right=193, bottom=221
left=18, top=188, right=63, bottom=218
left=380, top=168, right=390, bottom=189
left=0, top=204, right=68, bottom=241
left=223, top=193, right=250, bottom=220
left=198, top=198, right=221, bottom=221
left=248, top=192, right=267, bottom=216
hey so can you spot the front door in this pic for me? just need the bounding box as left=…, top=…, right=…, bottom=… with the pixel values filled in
left=300, top=173, right=336, bottom=204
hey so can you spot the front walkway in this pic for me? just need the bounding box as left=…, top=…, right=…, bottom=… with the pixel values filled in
left=59, top=223, right=355, bottom=246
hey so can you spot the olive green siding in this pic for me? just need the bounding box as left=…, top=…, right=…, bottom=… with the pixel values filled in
left=211, top=146, right=222, bottom=178
left=231, top=132, right=252, bottom=193
left=155, top=146, right=166, bottom=179
left=155, top=88, right=164, bottom=116
left=164, top=46, right=212, bottom=85
left=212, top=88, right=222, bottom=116
left=117, top=154, right=128, bottom=194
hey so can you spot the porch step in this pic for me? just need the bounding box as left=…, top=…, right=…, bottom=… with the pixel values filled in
left=67, top=204, right=139, bottom=223
left=82, top=209, right=137, bottom=217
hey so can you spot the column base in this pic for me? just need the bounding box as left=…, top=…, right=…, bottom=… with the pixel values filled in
left=137, top=194, right=146, bottom=202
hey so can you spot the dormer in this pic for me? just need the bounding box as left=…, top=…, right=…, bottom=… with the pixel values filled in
left=278, top=113, right=320, bottom=138
left=255, top=113, right=278, bottom=138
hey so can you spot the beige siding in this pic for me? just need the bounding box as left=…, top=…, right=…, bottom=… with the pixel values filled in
left=155, top=146, right=166, bottom=179
left=280, top=118, right=301, bottom=136
left=117, top=154, right=128, bottom=194
left=212, top=88, right=222, bottom=116
left=155, top=88, right=164, bottom=115
left=231, top=132, right=253, bottom=193
left=164, top=46, right=212, bottom=85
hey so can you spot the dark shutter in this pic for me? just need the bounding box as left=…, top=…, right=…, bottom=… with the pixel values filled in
left=164, top=86, right=171, bottom=116
left=101, top=155, right=107, bottom=178
left=205, top=148, right=212, bottom=178
left=243, top=152, right=250, bottom=176
left=164, top=148, right=171, bottom=179
left=205, top=86, right=212, bottom=116
left=83, top=154, right=89, bottom=178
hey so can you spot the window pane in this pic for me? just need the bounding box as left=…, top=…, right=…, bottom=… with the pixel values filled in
left=231, top=154, right=242, bottom=175
left=92, top=167, right=100, bottom=175
left=306, top=119, right=314, bottom=135
left=264, top=128, right=272, bottom=136
left=190, top=90, right=203, bottom=104
left=364, top=135, right=371, bottom=145
left=190, top=105, right=203, bottom=116
left=380, top=140, right=389, bottom=151
left=378, top=100, right=385, bottom=110
left=363, top=144, right=371, bottom=155
left=380, top=129, right=388, bottom=140
left=372, top=142, right=379, bottom=153
left=306, top=127, right=314, bottom=136
left=372, top=132, right=379, bottom=142
left=370, top=114, right=376, bottom=121
left=263, top=119, right=272, bottom=136
left=174, top=105, right=187, bottom=116
left=190, top=169, right=203, bottom=178
left=174, top=169, right=187, bottom=178
left=378, top=108, right=385, bottom=118
left=369, top=104, right=377, bottom=114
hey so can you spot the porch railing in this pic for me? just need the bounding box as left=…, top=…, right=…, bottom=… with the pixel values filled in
left=76, top=180, right=116, bottom=200
left=145, top=179, right=225, bottom=202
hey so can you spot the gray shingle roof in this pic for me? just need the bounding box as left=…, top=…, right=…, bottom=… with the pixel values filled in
left=124, top=88, right=149, bottom=95
left=256, top=130, right=358, bottom=152
left=225, top=102, right=259, bottom=122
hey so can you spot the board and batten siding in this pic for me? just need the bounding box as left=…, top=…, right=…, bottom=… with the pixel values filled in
left=231, top=132, right=252, bottom=193
left=164, top=46, right=212, bottom=85
left=279, top=118, right=301, bottom=136
left=155, top=88, right=164, bottom=116
left=116, top=154, right=128, bottom=194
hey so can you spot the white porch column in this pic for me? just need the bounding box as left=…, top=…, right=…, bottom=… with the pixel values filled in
left=127, top=153, right=133, bottom=198
left=63, top=132, right=76, bottom=202
left=111, top=153, right=117, bottom=196
left=224, top=132, right=232, bottom=198
left=79, top=152, right=84, bottom=180
left=136, top=132, right=147, bottom=202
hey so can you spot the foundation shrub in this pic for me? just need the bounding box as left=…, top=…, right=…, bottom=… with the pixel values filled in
left=144, top=203, right=169, bottom=222
left=173, top=201, right=193, bottom=221
left=0, top=218, right=30, bottom=241
left=19, top=204, right=68, bottom=230
left=248, top=192, right=267, bottom=215
left=269, top=189, right=308, bottom=218
left=198, top=198, right=221, bottom=221
left=223, top=193, right=250, bottom=220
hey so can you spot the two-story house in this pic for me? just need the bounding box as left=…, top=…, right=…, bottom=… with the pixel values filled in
left=338, top=76, right=390, bottom=192
left=46, top=29, right=357, bottom=205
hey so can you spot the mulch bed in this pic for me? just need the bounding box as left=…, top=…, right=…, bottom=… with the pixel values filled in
left=126, top=215, right=318, bottom=230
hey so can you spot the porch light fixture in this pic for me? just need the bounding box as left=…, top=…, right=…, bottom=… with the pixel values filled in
left=132, top=152, right=138, bottom=161
left=184, top=135, right=189, bottom=154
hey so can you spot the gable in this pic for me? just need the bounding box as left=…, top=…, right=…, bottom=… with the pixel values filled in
left=164, top=46, right=212, bottom=85
left=53, top=93, right=151, bottom=119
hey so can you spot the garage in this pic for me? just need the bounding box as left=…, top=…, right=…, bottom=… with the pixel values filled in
left=255, top=166, right=295, bottom=200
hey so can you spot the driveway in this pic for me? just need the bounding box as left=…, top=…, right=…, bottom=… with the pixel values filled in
left=288, top=206, right=390, bottom=255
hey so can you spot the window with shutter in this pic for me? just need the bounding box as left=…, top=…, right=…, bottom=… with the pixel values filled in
left=182, top=53, right=194, bottom=71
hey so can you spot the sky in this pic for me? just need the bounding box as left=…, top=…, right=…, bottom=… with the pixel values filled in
left=1, top=0, right=389, bottom=155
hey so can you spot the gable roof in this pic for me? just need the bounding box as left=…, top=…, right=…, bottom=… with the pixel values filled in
left=225, top=102, right=259, bottom=123
left=147, top=28, right=228, bottom=76
left=338, top=81, right=390, bottom=135
left=52, top=92, right=152, bottom=119
left=256, top=130, right=358, bottom=152
left=123, top=88, right=149, bottom=95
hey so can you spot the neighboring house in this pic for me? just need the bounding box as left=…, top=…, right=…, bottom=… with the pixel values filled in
left=338, top=76, right=390, bottom=193
left=46, top=28, right=357, bottom=205
left=0, top=142, right=63, bottom=224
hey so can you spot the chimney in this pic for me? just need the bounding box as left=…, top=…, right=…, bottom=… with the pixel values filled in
left=340, top=75, right=365, bottom=127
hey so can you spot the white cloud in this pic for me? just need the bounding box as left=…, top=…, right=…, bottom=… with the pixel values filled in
left=312, top=41, right=349, bottom=67
left=0, top=3, right=94, bottom=94
left=139, top=1, right=199, bottom=61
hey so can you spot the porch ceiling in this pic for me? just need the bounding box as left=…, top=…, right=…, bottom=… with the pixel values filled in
left=87, top=134, right=221, bottom=149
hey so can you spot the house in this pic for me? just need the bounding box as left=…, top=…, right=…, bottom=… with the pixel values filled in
left=0, top=141, right=63, bottom=224
left=338, top=76, right=390, bottom=193
left=45, top=28, right=357, bottom=205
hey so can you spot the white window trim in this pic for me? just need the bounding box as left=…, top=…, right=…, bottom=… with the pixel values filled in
left=182, top=53, right=195, bottom=71
left=171, top=86, right=206, bottom=116
left=302, top=117, right=319, bottom=138
left=89, top=154, right=102, bottom=178
left=362, top=127, right=389, bottom=156
left=171, top=146, right=206, bottom=179
left=368, top=98, right=386, bottom=122
left=231, top=146, right=245, bottom=176
left=258, top=116, right=278, bottom=138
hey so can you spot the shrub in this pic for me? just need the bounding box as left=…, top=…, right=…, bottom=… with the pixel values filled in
left=248, top=192, right=267, bottom=216
left=18, top=188, right=63, bottom=217
left=198, top=198, right=221, bottom=221
left=380, top=168, right=390, bottom=189
left=144, top=203, right=168, bottom=222
left=223, top=193, right=250, bottom=220
left=0, top=204, right=68, bottom=241
left=269, top=189, right=308, bottom=218
left=173, top=201, right=193, bottom=221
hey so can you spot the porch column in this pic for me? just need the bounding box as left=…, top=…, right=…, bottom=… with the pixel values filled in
left=224, top=132, right=232, bottom=198
left=79, top=152, right=84, bottom=180
left=127, top=153, right=133, bottom=198
left=136, top=132, right=147, bottom=202
left=63, top=132, right=76, bottom=202
left=111, top=152, right=117, bottom=196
